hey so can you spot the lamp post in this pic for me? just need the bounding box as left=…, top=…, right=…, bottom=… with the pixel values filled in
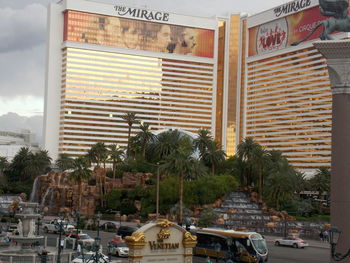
left=156, top=162, right=160, bottom=219
left=71, top=210, right=80, bottom=250
left=54, top=214, right=68, bottom=263
left=329, top=227, right=350, bottom=261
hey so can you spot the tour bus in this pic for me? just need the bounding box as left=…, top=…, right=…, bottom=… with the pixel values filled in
left=192, top=228, right=268, bottom=263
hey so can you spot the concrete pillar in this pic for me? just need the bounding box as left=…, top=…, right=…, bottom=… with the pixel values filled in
left=314, top=40, right=350, bottom=263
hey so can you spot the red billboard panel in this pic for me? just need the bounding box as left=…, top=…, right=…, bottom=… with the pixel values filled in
left=248, top=5, right=346, bottom=56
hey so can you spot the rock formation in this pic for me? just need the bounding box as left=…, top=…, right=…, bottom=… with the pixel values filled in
left=30, top=167, right=152, bottom=216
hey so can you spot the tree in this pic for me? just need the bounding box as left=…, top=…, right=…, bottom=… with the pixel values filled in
left=55, top=153, right=74, bottom=172
left=8, top=148, right=51, bottom=182
left=264, top=159, right=302, bottom=210
left=134, top=122, right=155, bottom=158
left=251, top=146, right=268, bottom=202
left=308, top=167, right=330, bottom=199
left=87, top=142, right=108, bottom=168
left=201, top=140, right=226, bottom=175
left=150, top=129, right=182, bottom=160
left=108, top=144, right=124, bottom=179
left=0, top=157, right=9, bottom=177
left=237, top=137, right=261, bottom=187
left=121, top=112, right=138, bottom=157
left=69, top=156, right=92, bottom=209
left=160, top=136, right=206, bottom=223
left=194, top=129, right=213, bottom=157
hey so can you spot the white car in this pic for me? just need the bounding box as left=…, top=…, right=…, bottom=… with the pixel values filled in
left=71, top=252, right=109, bottom=263
left=107, top=240, right=129, bottom=257
left=274, top=237, right=309, bottom=248
left=66, top=233, right=95, bottom=247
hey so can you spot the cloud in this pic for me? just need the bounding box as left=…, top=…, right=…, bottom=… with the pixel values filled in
left=0, top=112, right=43, bottom=145
left=0, top=3, right=47, bottom=53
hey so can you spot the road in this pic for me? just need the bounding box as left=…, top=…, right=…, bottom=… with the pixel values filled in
left=43, top=228, right=330, bottom=263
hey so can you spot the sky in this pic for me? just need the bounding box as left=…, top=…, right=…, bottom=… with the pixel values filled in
left=0, top=0, right=290, bottom=143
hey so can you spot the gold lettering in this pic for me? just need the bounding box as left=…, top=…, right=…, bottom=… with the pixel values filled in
left=148, top=241, right=180, bottom=250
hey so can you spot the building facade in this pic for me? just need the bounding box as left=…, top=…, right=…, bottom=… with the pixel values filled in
left=0, top=130, right=40, bottom=161
left=44, top=0, right=239, bottom=160
left=238, top=0, right=350, bottom=175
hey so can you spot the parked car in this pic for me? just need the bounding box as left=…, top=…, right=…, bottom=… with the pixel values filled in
left=66, top=233, right=95, bottom=247
left=104, top=209, right=119, bottom=214
left=274, top=237, right=309, bottom=248
left=71, top=252, right=109, bottom=263
left=100, top=222, right=119, bottom=231
left=107, top=240, right=129, bottom=257
left=117, top=226, right=138, bottom=238
left=43, top=219, right=75, bottom=234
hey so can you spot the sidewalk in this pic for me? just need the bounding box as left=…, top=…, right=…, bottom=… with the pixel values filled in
left=264, top=235, right=330, bottom=249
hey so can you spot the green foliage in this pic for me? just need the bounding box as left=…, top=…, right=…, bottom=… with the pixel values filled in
left=198, top=208, right=218, bottom=227
left=185, top=175, right=239, bottom=206
left=55, top=153, right=74, bottom=172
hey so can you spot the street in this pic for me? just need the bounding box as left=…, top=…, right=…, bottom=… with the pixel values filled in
left=56, top=229, right=330, bottom=263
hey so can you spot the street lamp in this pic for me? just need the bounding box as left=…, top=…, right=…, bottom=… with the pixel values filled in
left=71, top=210, right=81, bottom=250
left=54, top=214, right=68, bottom=263
left=156, top=162, right=160, bottom=219
left=329, top=226, right=350, bottom=261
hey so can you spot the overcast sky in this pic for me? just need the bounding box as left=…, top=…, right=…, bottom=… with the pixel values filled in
left=0, top=0, right=290, bottom=142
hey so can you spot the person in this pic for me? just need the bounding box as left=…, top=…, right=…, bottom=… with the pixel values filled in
left=120, top=19, right=144, bottom=50
left=206, top=256, right=212, bottom=263
left=146, top=24, right=172, bottom=53
left=323, top=230, right=329, bottom=242
left=174, top=27, right=197, bottom=55
left=319, top=230, right=324, bottom=241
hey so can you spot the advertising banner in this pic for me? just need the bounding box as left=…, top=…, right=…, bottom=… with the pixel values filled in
left=248, top=4, right=348, bottom=57
left=64, top=10, right=215, bottom=58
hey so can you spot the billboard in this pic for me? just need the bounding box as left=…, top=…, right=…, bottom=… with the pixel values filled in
left=248, top=5, right=344, bottom=56
left=64, top=10, right=215, bottom=58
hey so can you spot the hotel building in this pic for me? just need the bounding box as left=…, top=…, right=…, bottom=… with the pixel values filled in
left=44, top=0, right=241, bottom=160
left=238, top=0, right=349, bottom=174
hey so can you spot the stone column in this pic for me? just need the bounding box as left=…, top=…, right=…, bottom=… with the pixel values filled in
left=313, top=40, right=350, bottom=263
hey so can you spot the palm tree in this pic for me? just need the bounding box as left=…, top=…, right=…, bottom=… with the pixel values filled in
left=150, top=129, right=182, bottom=160
left=201, top=140, right=226, bottom=175
left=160, top=136, right=206, bottom=223
left=237, top=137, right=261, bottom=187
left=121, top=112, right=138, bottom=157
left=135, top=122, right=155, bottom=158
left=87, top=142, right=108, bottom=168
left=251, top=146, right=268, bottom=202
left=69, top=156, right=92, bottom=209
left=309, top=167, right=330, bottom=199
left=0, top=157, right=9, bottom=177
left=31, top=150, right=52, bottom=175
left=108, top=144, right=124, bottom=179
left=55, top=153, right=74, bottom=172
left=194, top=129, right=213, bottom=157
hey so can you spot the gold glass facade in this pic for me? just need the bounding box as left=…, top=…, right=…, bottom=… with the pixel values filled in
left=226, top=15, right=241, bottom=156
left=245, top=46, right=331, bottom=171
left=59, top=47, right=215, bottom=156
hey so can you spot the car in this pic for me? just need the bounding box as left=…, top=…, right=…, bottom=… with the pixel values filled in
left=71, top=252, right=109, bottom=263
left=117, top=226, right=138, bottom=238
left=274, top=237, right=309, bottom=248
left=104, top=209, right=119, bottom=214
left=107, top=240, right=129, bottom=257
left=66, top=233, right=95, bottom=247
left=100, top=222, right=119, bottom=231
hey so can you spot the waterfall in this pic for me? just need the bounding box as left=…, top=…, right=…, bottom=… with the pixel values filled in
left=41, top=187, right=52, bottom=206
left=29, top=176, right=41, bottom=202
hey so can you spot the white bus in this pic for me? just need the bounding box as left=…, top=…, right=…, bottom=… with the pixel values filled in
left=193, top=228, right=268, bottom=263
